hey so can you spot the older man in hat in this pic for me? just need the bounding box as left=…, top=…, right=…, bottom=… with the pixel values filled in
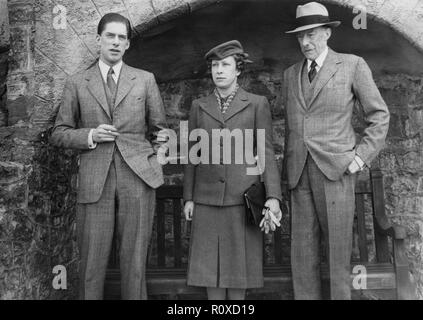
left=281, top=2, right=390, bottom=299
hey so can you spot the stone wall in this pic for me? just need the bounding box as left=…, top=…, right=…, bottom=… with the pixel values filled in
left=0, top=0, right=79, bottom=299
left=0, top=0, right=9, bottom=127
left=0, top=0, right=423, bottom=299
left=378, top=75, right=423, bottom=298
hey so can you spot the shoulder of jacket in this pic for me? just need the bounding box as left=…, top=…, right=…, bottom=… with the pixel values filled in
left=286, top=63, right=297, bottom=73
left=126, top=65, right=154, bottom=78
left=283, top=63, right=299, bottom=82
left=194, top=93, right=212, bottom=105
left=335, top=52, right=362, bottom=64
left=244, top=90, right=266, bottom=104
left=69, top=69, right=88, bottom=83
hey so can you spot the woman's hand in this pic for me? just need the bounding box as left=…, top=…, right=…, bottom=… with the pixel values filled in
left=260, top=198, right=282, bottom=234
left=265, top=198, right=280, bottom=213
left=184, top=201, right=194, bottom=221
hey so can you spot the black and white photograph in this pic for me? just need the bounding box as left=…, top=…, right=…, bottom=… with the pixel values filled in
left=0, top=0, right=422, bottom=306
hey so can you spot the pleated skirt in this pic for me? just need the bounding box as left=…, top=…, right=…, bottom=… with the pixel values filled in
left=187, top=204, right=263, bottom=289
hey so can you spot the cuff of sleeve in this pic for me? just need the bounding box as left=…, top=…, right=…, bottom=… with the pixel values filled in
left=88, top=129, right=97, bottom=149
left=266, top=194, right=283, bottom=203
left=354, top=154, right=365, bottom=170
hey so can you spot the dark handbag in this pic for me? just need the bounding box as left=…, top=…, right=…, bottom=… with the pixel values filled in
left=243, top=182, right=266, bottom=226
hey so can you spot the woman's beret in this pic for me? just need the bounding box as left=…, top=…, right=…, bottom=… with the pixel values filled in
left=204, top=40, right=250, bottom=61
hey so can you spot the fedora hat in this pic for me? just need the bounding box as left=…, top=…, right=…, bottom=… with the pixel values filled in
left=286, top=2, right=341, bottom=34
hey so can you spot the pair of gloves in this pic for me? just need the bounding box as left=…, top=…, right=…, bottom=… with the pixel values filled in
left=259, top=207, right=283, bottom=234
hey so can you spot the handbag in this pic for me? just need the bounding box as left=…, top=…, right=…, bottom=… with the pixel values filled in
left=243, top=182, right=266, bottom=226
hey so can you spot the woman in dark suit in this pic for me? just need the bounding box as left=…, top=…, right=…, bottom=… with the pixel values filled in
left=183, top=40, right=282, bottom=300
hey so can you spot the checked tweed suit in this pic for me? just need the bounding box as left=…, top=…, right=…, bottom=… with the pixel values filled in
left=51, top=62, right=167, bottom=299
left=282, top=48, right=390, bottom=299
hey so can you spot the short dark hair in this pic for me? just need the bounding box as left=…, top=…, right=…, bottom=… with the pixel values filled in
left=97, top=13, right=132, bottom=39
left=232, top=53, right=249, bottom=72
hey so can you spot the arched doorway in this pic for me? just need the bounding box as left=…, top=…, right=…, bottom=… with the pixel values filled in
left=2, top=0, right=423, bottom=299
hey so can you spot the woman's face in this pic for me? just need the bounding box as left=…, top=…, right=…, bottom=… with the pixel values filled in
left=211, top=56, right=241, bottom=89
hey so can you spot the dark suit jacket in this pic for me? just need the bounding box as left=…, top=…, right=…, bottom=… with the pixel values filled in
left=183, top=88, right=282, bottom=206
left=51, top=63, right=167, bottom=203
left=282, top=48, right=390, bottom=190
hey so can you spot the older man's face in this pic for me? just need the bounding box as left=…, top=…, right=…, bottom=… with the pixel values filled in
left=296, top=27, right=331, bottom=60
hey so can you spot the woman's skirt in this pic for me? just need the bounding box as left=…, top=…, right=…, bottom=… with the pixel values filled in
left=187, top=203, right=263, bottom=289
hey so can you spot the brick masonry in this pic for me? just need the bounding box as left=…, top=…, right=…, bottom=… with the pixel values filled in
left=0, top=0, right=423, bottom=299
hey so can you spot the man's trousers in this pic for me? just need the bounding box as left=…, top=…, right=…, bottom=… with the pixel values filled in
left=76, top=150, right=156, bottom=300
left=291, top=154, right=356, bottom=300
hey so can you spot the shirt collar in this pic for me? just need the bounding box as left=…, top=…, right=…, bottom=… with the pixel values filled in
left=307, top=46, right=329, bottom=72
left=98, top=59, right=123, bottom=82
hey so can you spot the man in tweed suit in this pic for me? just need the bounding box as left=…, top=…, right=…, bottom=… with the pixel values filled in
left=282, top=2, right=390, bottom=299
left=51, top=13, right=167, bottom=299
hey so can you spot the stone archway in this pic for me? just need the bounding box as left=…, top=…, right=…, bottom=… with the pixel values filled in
left=6, top=0, right=423, bottom=127
left=1, top=0, right=423, bottom=299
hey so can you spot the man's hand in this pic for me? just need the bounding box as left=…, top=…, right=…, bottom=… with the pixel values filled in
left=157, top=130, right=169, bottom=143
left=92, top=124, right=119, bottom=143
left=184, top=201, right=194, bottom=221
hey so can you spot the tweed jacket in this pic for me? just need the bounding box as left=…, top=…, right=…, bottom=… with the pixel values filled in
left=281, top=48, right=390, bottom=190
left=51, top=63, right=167, bottom=203
left=183, top=87, right=282, bottom=206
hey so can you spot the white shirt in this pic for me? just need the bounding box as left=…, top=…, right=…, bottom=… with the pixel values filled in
left=98, top=59, right=122, bottom=84
left=87, top=59, right=123, bottom=149
left=307, top=46, right=329, bottom=74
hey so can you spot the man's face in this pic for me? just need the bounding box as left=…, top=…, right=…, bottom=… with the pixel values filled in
left=97, top=22, right=130, bottom=66
left=211, top=56, right=241, bottom=90
left=296, top=27, right=331, bottom=60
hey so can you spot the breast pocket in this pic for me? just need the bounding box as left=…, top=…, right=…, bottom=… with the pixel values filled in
left=129, top=94, right=145, bottom=105
left=326, top=76, right=346, bottom=89
left=322, top=80, right=348, bottom=110
left=125, top=93, right=146, bottom=119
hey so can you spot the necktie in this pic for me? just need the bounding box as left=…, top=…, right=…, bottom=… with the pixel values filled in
left=308, top=60, right=317, bottom=83
left=107, top=67, right=117, bottom=94
left=107, top=67, right=117, bottom=109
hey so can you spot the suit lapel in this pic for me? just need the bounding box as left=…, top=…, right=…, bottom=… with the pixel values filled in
left=198, top=92, right=225, bottom=125
left=294, top=60, right=308, bottom=112
left=223, top=87, right=250, bottom=122
left=308, top=48, right=342, bottom=108
left=86, top=64, right=111, bottom=119
left=114, top=63, right=137, bottom=109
